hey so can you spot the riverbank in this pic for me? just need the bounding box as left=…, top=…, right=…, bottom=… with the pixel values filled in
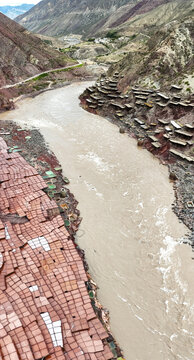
left=0, top=119, right=123, bottom=359
left=0, top=62, right=107, bottom=114
left=80, top=77, right=194, bottom=245
left=0, top=82, right=193, bottom=360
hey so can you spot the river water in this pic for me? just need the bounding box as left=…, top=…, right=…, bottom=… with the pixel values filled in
left=0, top=82, right=194, bottom=360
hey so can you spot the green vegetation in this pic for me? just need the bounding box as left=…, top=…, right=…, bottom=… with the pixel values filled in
left=51, top=63, right=83, bottom=73
left=130, top=34, right=137, bottom=41
left=43, top=39, right=53, bottom=46
left=15, top=62, right=84, bottom=97
left=59, top=47, right=72, bottom=53
left=106, top=30, right=120, bottom=40
left=33, top=82, right=48, bottom=91
left=32, top=73, right=48, bottom=81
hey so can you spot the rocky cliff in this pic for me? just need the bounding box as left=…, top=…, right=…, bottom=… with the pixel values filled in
left=0, top=12, right=73, bottom=112
left=108, top=17, right=194, bottom=93
left=0, top=12, right=71, bottom=87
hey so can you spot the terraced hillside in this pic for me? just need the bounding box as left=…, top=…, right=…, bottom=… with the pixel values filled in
left=80, top=71, right=194, bottom=229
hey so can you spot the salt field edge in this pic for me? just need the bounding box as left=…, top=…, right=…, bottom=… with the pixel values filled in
left=0, top=81, right=193, bottom=360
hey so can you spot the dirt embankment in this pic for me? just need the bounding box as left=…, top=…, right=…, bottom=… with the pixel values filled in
left=0, top=91, right=14, bottom=112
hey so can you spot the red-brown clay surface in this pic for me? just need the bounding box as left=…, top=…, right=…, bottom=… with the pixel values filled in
left=0, top=137, right=113, bottom=360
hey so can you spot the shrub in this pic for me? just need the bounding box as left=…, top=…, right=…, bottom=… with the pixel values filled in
left=106, top=30, right=119, bottom=40
left=130, top=34, right=137, bottom=40
left=32, top=73, right=48, bottom=81
left=43, top=39, right=52, bottom=46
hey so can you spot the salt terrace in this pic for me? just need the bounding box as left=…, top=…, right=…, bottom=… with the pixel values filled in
left=0, top=137, right=113, bottom=360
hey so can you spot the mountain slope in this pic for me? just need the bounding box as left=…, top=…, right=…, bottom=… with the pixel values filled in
left=0, top=4, right=34, bottom=19
left=96, top=0, right=193, bottom=35
left=0, top=12, right=71, bottom=87
left=16, top=0, right=193, bottom=38
left=16, top=0, right=138, bottom=36
left=109, top=17, right=194, bottom=93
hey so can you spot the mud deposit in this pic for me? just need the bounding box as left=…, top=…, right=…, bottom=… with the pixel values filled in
left=0, top=82, right=194, bottom=360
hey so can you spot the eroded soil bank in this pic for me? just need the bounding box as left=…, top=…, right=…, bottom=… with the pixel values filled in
left=0, top=82, right=194, bottom=360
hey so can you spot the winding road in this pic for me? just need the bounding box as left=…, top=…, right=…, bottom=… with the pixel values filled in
left=0, top=62, right=82, bottom=90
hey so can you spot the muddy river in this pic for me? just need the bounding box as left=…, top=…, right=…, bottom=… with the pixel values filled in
left=1, top=82, right=194, bottom=360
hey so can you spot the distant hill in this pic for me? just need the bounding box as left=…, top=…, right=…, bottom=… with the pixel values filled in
left=0, top=4, right=34, bottom=19
left=16, top=0, right=136, bottom=37
left=16, top=0, right=193, bottom=38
